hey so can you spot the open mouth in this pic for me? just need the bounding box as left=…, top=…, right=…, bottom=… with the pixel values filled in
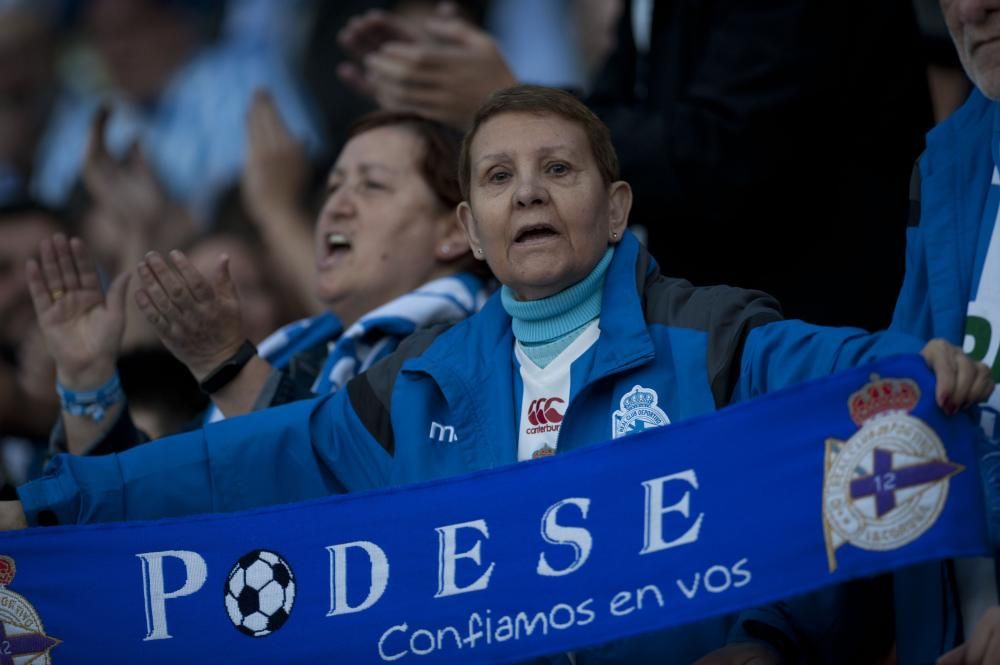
left=319, top=232, right=351, bottom=265
left=514, top=224, right=559, bottom=244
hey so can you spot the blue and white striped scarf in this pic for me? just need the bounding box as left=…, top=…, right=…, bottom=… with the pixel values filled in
left=206, top=273, right=488, bottom=422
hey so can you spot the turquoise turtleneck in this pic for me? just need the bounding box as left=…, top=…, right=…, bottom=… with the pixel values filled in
left=501, top=247, right=614, bottom=368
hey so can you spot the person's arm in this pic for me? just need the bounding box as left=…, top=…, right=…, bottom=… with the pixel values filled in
left=242, top=90, right=322, bottom=315
left=26, top=234, right=131, bottom=454
left=48, top=405, right=150, bottom=457
left=735, top=321, right=993, bottom=411
left=17, top=389, right=393, bottom=526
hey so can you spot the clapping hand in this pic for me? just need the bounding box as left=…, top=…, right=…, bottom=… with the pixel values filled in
left=26, top=234, right=130, bottom=391
left=135, top=250, right=247, bottom=382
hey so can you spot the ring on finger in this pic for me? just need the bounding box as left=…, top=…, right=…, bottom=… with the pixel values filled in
left=50, top=289, right=65, bottom=301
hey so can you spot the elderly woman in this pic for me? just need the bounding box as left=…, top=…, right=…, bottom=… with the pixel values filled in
left=26, top=111, right=486, bottom=454
left=6, top=87, right=993, bottom=662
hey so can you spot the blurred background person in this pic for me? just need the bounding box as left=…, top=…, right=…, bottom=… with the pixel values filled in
left=0, top=200, right=67, bottom=495
left=0, top=1, right=60, bottom=204
left=31, top=0, right=322, bottom=222
left=30, top=111, right=489, bottom=456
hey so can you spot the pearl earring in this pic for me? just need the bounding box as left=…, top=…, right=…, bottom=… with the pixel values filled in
left=611, top=231, right=618, bottom=240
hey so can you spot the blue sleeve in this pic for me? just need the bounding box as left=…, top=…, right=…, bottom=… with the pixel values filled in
left=889, top=223, right=934, bottom=339
left=733, top=320, right=926, bottom=401
left=18, top=391, right=392, bottom=525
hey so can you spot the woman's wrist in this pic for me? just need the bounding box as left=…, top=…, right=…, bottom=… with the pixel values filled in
left=197, top=340, right=257, bottom=393
left=56, top=361, right=118, bottom=392
left=56, top=372, right=124, bottom=423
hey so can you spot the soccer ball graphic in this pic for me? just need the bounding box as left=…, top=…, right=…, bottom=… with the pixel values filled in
left=224, top=549, right=296, bottom=637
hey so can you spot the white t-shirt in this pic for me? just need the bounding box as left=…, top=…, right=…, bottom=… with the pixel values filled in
left=515, top=322, right=601, bottom=462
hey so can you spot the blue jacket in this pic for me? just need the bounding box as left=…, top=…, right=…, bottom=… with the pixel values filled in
left=889, top=89, right=1000, bottom=664
left=19, top=232, right=925, bottom=662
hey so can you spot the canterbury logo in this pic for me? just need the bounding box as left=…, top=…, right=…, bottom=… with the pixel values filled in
left=528, top=398, right=565, bottom=426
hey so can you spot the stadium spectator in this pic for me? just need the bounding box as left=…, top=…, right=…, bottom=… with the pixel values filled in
left=31, top=0, right=321, bottom=220
left=28, top=111, right=487, bottom=455
left=0, top=1, right=59, bottom=205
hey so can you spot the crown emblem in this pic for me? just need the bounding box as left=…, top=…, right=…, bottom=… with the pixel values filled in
left=613, top=385, right=670, bottom=438
left=0, top=556, right=15, bottom=587
left=622, top=387, right=655, bottom=411
left=847, top=374, right=920, bottom=426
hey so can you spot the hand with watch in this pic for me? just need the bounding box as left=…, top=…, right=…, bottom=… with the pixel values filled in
left=135, top=250, right=266, bottom=407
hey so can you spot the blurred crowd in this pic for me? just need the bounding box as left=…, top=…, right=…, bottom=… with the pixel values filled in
left=0, top=0, right=986, bottom=662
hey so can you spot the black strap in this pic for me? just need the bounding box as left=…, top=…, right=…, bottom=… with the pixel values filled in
left=199, top=340, right=257, bottom=394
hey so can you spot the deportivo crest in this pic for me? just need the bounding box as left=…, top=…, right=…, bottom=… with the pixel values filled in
left=612, top=385, right=670, bottom=439
left=0, top=555, right=60, bottom=663
left=822, top=375, right=962, bottom=572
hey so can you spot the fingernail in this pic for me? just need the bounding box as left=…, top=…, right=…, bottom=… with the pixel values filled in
left=169, top=249, right=182, bottom=260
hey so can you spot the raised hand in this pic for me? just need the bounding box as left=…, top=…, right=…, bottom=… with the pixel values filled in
left=81, top=106, right=195, bottom=266
left=26, top=234, right=130, bottom=391
left=338, top=6, right=418, bottom=59
left=135, top=250, right=247, bottom=382
left=338, top=4, right=516, bottom=130
left=83, top=106, right=167, bottom=232
left=242, top=90, right=310, bottom=226
left=921, top=338, right=995, bottom=414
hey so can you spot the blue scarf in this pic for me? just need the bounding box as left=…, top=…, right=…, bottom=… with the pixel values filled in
left=2, top=356, right=991, bottom=664
left=205, top=273, right=488, bottom=422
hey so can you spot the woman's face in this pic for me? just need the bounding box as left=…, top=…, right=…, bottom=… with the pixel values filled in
left=314, top=126, right=455, bottom=325
left=458, top=112, right=630, bottom=301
